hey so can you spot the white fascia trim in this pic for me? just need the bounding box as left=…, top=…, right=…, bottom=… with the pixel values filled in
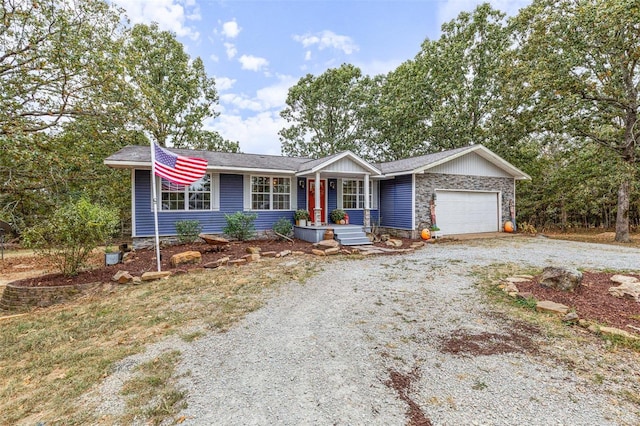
left=412, top=145, right=531, bottom=180
left=299, top=151, right=382, bottom=176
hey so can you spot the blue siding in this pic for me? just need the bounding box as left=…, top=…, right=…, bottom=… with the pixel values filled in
left=297, top=178, right=307, bottom=210
left=134, top=170, right=294, bottom=237
left=327, top=178, right=338, bottom=213
left=379, top=175, right=413, bottom=229
left=342, top=209, right=379, bottom=226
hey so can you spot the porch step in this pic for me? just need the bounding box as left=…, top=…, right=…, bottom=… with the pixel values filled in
left=333, top=226, right=372, bottom=246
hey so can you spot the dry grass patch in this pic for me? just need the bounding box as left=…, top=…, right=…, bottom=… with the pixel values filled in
left=0, top=257, right=319, bottom=424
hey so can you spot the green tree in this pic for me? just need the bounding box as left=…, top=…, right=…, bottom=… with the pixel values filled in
left=279, top=64, right=376, bottom=159
left=0, top=0, right=127, bottom=136
left=125, top=23, right=231, bottom=149
left=510, top=0, right=640, bottom=241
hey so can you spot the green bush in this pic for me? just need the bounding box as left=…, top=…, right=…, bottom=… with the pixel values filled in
left=22, top=197, right=119, bottom=276
left=223, top=212, right=257, bottom=241
left=330, top=208, right=346, bottom=224
left=272, top=217, right=293, bottom=239
left=175, top=219, right=202, bottom=243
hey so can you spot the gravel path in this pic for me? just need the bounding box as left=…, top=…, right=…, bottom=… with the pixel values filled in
left=153, top=237, right=640, bottom=424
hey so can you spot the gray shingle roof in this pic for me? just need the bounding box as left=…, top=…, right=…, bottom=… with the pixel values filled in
left=105, top=145, right=311, bottom=172
left=377, top=146, right=473, bottom=174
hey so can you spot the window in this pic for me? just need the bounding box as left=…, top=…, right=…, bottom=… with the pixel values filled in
left=160, top=174, right=213, bottom=211
left=251, top=176, right=291, bottom=210
left=342, top=179, right=373, bottom=209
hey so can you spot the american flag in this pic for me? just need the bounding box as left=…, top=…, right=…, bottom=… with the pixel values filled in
left=153, top=142, right=208, bottom=185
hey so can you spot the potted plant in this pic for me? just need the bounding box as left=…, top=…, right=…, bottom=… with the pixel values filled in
left=104, top=245, right=121, bottom=265
left=293, top=209, right=310, bottom=226
left=330, top=208, right=346, bottom=224
left=430, top=224, right=441, bottom=239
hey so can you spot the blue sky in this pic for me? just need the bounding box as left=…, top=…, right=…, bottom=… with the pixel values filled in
left=113, top=0, right=532, bottom=155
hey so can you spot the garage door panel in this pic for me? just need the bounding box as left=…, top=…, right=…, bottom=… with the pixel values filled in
left=435, top=191, right=499, bottom=234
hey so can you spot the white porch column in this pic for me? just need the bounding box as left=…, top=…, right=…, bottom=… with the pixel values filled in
left=364, top=173, right=371, bottom=232
left=314, top=171, right=322, bottom=226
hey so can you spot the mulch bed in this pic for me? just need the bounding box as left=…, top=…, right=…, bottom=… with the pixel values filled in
left=8, top=237, right=416, bottom=288
left=517, top=272, right=640, bottom=332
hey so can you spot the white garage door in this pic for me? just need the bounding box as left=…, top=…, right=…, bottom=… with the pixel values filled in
left=435, top=191, right=499, bottom=235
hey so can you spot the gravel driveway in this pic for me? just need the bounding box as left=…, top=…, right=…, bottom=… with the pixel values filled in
left=152, top=237, right=640, bottom=424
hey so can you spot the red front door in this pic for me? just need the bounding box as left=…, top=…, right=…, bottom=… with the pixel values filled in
left=308, top=179, right=326, bottom=223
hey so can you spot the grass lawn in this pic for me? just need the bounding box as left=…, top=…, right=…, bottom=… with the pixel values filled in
left=0, top=257, right=319, bottom=424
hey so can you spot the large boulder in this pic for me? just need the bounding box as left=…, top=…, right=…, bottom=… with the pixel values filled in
left=608, top=276, right=640, bottom=302
left=170, top=250, right=202, bottom=267
left=540, top=267, right=582, bottom=292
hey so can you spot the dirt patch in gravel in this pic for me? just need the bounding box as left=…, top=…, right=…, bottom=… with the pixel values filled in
left=516, top=271, right=640, bottom=332
left=385, top=368, right=432, bottom=426
left=439, top=326, right=539, bottom=357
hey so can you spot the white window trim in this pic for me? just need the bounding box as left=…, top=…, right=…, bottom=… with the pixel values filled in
left=245, top=175, right=294, bottom=211
left=156, top=173, right=219, bottom=212
left=338, top=179, right=378, bottom=210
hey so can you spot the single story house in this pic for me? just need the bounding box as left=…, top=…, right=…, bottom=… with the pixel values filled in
left=104, top=144, right=530, bottom=247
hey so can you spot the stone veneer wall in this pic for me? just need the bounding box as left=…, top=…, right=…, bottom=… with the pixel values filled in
left=415, top=173, right=515, bottom=234
left=0, top=281, right=102, bottom=311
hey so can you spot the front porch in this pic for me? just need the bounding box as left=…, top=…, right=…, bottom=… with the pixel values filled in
left=294, top=224, right=372, bottom=245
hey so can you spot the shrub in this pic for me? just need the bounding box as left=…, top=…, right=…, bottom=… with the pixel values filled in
left=272, top=217, right=293, bottom=239
left=293, top=209, right=310, bottom=221
left=329, top=209, right=346, bottom=224
left=175, top=219, right=202, bottom=243
left=22, top=197, right=119, bottom=276
left=223, top=212, right=257, bottom=241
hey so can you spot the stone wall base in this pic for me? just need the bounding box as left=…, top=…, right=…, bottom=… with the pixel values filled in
left=1, top=281, right=103, bottom=312
left=133, top=230, right=277, bottom=250
left=376, top=227, right=418, bottom=239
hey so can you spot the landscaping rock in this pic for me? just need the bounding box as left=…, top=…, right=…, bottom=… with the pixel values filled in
left=246, top=246, right=261, bottom=254
left=410, top=242, right=425, bottom=249
left=170, top=251, right=202, bottom=267
left=598, top=326, right=639, bottom=340
left=504, top=277, right=531, bottom=283
left=228, top=259, right=247, bottom=266
left=242, top=253, right=261, bottom=263
left=536, top=300, right=570, bottom=315
left=608, top=280, right=640, bottom=302
left=610, top=274, right=639, bottom=285
left=385, top=239, right=403, bottom=248
left=380, top=234, right=390, bottom=242
left=112, top=270, right=134, bottom=284
left=312, top=249, right=326, bottom=256
left=261, top=251, right=277, bottom=258
left=502, top=282, right=519, bottom=293
left=540, top=266, right=582, bottom=291
left=276, top=250, right=291, bottom=258
left=324, top=247, right=340, bottom=255
left=563, top=312, right=579, bottom=322
left=316, top=239, right=339, bottom=249
left=141, top=271, right=171, bottom=281
left=132, top=277, right=142, bottom=285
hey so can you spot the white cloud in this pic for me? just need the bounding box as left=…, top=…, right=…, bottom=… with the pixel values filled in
left=255, top=75, right=297, bottom=109
left=238, top=55, right=269, bottom=72
left=113, top=0, right=200, bottom=40
left=293, top=30, right=359, bottom=55
left=208, top=112, right=285, bottom=155
left=304, top=50, right=312, bottom=61
left=224, top=43, right=237, bottom=59
left=210, top=53, right=219, bottom=62
left=215, top=76, right=236, bottom=91
left=221, top=20, right=241, bottom=38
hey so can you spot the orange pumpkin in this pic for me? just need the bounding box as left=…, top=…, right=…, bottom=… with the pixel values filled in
left=504, top=221, right=514, bottom=233
left=421, top=229, right=431, bottom=240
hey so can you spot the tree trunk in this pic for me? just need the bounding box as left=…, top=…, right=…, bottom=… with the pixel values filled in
left=615, top=179, right=630, bottom=242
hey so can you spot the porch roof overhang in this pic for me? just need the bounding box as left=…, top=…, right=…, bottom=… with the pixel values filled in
left=295, top=150, right=382, bottom=177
